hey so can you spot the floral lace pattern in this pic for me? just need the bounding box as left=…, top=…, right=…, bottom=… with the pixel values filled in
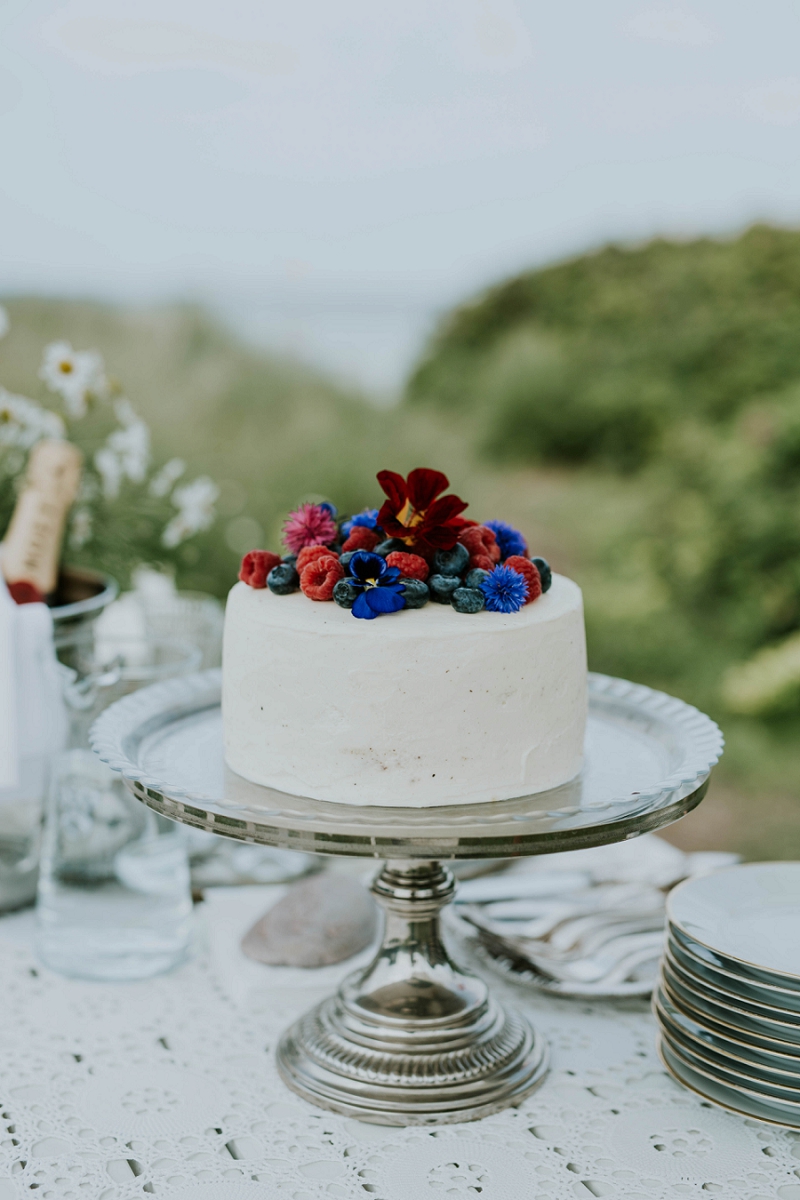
left=0, top=898, right=799, bottom=1200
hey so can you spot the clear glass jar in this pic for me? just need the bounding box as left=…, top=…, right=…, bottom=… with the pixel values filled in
left=36, top=635, right=200, bottom=980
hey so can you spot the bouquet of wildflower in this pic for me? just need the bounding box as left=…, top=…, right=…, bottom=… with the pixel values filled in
left=0, top=307, right=218, bottom=589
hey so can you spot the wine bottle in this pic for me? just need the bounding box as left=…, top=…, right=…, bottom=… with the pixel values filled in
left=1, top=439, right=83, bottom=604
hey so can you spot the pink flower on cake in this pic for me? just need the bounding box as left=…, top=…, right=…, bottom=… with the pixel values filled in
left=282, top=502, right=338, bottom=554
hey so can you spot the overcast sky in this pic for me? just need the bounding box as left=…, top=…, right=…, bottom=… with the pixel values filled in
left=3, top=1, right=800, bottom=391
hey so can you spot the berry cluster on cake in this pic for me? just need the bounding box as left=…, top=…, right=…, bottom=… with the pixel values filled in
left=223, top=467, right=587, bottom=807
left=237, top=468, right=552, bottom=620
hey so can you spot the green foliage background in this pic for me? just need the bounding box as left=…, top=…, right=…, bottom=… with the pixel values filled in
left=3, top=225, right=800, bottom=858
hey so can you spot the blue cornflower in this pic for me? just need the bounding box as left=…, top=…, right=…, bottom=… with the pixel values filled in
left=319, top=502, right=338, bottom=519
left=485, top=519, right=528, bottom=560
left=480, top=564, right=528, bottom=614
left=348, top=551, right=406, bottom=620
left=341, top=508, right=380, bottom=538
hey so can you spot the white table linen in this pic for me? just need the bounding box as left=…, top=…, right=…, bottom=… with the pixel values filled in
left=0, top=883, right=797, bottom=1200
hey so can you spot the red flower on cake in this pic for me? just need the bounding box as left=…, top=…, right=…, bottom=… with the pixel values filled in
left=376, top=468, right=470, bottom=559
left=282, top=503, right=338, bottom=554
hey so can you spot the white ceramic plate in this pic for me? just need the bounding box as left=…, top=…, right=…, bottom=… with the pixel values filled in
left=668, top=863, right=800, bottom=981
left=670, top=922, right=800, bottom=993
left=659, top=974, right=800, bottom=1055
left=655, top=995, right=800, bottom=1090
left=659, top=1036, right=800, bottom=1129
left=660, top=961, right=800, bottom=1045
left=655, top=985, right=800, bottom=1073
left=667, top=934, right=800, bottom=1014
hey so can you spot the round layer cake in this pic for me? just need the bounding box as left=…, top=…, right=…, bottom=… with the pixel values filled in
left=222, top=573, right=587, bottom=807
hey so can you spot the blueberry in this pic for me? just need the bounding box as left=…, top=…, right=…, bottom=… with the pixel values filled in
left=333, top=579, right=359, bottom=609
left=374, top=538, right=407, bottom=557
left=464, top=567, right=490, bottom=590
left=339, top=551, right=355, bottom=575
left=428, top=574, right=460, bottom=603
left=282, top=554, right=298, bottom=568
left=531, top=557, right=552, bottom=593
left=267, top=563, right=299, bottom=595
left=452, top=587, right=485, bottom=614
left=432, top=543, right=469, bottom=577
left=399, top=578, right=429, bottom=608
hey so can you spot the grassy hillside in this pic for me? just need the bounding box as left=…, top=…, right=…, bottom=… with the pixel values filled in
left=1, top=290, right=798, bottom=860
left=409, top=224, right=800, bottom=469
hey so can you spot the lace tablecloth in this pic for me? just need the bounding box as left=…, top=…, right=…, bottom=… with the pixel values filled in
left=0, top=884, right=799, bottom=1200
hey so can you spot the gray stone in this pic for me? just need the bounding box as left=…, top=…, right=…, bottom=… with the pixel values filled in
left=241, top=874, right=378, bottom=967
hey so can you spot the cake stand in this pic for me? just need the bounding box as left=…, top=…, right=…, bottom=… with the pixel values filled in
left=90, top=669, right=722, bottom=1126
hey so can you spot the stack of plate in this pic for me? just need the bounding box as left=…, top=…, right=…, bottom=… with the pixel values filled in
left=656, top=862, right=800, bottom=1127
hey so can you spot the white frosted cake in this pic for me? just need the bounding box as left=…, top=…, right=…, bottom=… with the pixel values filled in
left=222, top=469, right=588, bottom=807
left=223, top=575, right=586, bottom=806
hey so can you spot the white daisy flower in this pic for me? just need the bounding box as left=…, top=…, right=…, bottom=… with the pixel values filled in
left=94, top=445, right=123, bottom=499
left=162, top=476, right=219, bottom=548
left=149, top=457, right=186, bottom=498
left=107, top=415, right=150, bottom=484
left=0, top=387, right=65, bottom=449
left=39, top=341, right=108, bottom=418
left=69, top=508, right=93, bottom=548
left=92, top=400, right=151, bottom=498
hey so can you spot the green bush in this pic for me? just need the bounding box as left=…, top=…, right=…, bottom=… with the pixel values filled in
left=408, top=225, right=800, bottom=471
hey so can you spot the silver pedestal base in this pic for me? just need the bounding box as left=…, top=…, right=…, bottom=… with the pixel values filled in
left=276, top=861, right=548, bottom=1125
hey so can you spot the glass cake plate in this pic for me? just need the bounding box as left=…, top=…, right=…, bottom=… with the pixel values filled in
left=90, top=669, right=722, bottom=1127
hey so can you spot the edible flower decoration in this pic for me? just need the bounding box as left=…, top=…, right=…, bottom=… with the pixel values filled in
left=348, top=551, right=406, bottom=620
left=282, top=502, right=338, bottom=554
left=480, top=564, right=529, bottom=614
left=237, top=466, right=553, bottom=620
left=484, top=519, right=528, bottom=560
left=341, top=507, right=380, bottom=538
left=376, top=468, right=470, bottom=560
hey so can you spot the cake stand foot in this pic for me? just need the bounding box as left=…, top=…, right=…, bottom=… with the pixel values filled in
left=276, top=860, right=548, bottom=1125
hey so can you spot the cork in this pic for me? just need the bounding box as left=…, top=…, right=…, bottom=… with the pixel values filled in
left=1, top=440, right=83, bottom=597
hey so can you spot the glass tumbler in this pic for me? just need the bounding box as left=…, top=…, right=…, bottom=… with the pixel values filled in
left=35, top=636, right=201, bottom=981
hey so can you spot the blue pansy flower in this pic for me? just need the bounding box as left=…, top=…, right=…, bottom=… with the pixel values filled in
left=480, top=564, right=528, bottom=614
left=485, top=519, right=528, bottom=560
left=349, top=551, right=406, bottom=620
left=341, top=508, right=380, bottom=538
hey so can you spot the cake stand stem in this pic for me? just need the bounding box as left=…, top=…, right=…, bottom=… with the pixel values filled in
left=276, top=859, right=548, bottom=1125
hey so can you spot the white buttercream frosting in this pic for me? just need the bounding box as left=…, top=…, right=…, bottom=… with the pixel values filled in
left=222, top=573, right=587, bottom=807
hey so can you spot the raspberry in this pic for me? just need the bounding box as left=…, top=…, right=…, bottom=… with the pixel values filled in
left=505, top=555, right=541, bottom=604
left=296, top=544, right=339, bottom=573
left=386, top=551, right=429, bottom=581
left=458, top=525, right=501, bottom=570
left=342, top=526, right=380, bottom=553
left=239, top=550, right=282, bottom=589
left=300, top=555, right=344, bottom=601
